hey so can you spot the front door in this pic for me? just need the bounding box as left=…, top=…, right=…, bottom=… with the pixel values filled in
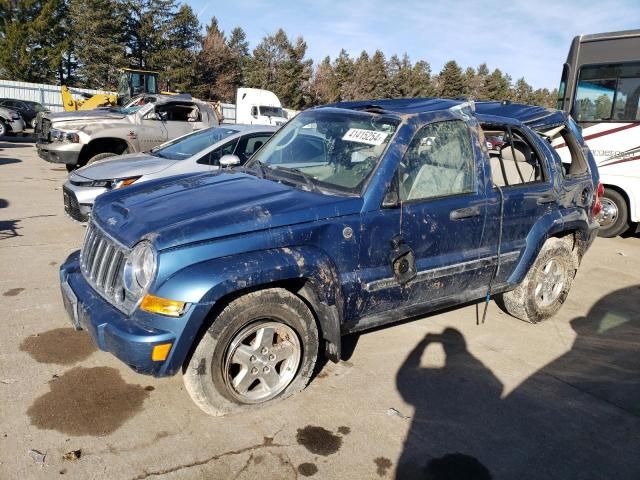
left=354, top=116, right=491, bottom=327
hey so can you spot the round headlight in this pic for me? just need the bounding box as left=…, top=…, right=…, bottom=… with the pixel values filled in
left=123, top=241, right=157, bottom=295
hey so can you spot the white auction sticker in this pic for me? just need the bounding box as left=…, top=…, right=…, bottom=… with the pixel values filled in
left=342, top=128, right=388, bottom=146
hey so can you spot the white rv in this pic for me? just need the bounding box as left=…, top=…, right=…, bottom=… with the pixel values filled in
left=219, top=88, right=288, bottom=127
left=556, top=30, right=640, bottom=237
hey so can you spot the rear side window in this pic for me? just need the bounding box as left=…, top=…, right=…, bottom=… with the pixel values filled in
left=484, top=126, right=546, bottom=187
left=399, top=120, right=475, bottom=201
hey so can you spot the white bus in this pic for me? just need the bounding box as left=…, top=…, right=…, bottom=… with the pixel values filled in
left=556, top=29, right=640, bottom=237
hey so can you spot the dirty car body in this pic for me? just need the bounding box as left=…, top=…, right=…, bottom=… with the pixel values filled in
left=59, top=98, right=601, bottom=414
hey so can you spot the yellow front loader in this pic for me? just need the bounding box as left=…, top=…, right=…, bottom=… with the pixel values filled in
left=61, top=68, right=162, bottom=111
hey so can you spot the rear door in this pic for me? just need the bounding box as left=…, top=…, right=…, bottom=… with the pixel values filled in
left=484, top=122, right=559, bottom=283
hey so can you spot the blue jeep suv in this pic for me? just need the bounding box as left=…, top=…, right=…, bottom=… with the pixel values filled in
left=60, top=98, right=601, bottom=415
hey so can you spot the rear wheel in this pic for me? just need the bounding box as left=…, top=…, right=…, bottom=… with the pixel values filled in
left=496, top=237, right=577, bottom=323
left=183, top=288, right=319, bottom=416
left=597, top=188, right=629, bottom=238
left=86, top=152, right=117, bottom=165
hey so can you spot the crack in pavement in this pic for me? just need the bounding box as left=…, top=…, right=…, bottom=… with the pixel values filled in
left=130, top=437, right=288, bottom=480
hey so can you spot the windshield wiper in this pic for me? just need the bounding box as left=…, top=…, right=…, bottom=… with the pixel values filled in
left=272, top=166, right=321, bottom=193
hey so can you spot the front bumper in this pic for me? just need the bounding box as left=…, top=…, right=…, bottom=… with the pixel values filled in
left=62, top=180, right=107, bottom=222
left=37, top=142, right=81, bottom=165
left=59, top=251, right=209, bottom=377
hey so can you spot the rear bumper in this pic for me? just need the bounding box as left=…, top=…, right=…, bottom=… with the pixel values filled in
left=59, top=251, right=210, bottom=377
left=37, top=143, right=81, bottom=165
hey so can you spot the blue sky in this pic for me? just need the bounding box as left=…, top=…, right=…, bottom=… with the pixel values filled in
left=185, top=0, right=640, bottom=90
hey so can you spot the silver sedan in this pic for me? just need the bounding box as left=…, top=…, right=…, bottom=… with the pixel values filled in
left=62, top=125, right=276, bottom=222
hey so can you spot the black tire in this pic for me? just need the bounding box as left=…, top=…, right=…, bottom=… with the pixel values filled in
left=496, top=237, right=578, bottom=323
left=86, top=152, right=117, bottom=165
left=183, top=288, right=319, bottom=416
left=0, top=119, right=7, bottom=137
left=597, top=188, right=629, bottom=238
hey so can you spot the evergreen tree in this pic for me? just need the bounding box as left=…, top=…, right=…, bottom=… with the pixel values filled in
left=195, top=17, right=237, bottom=101
left=70, top=0, right=127, bottom=88
left=484, top=68, right=511, bottom=100
left=368, top=50, right=390, bottom=99
left=310, top=56, right=337, bottom=105
left=345, top=50, right=371, bottom=100
left=513, top=77, right=533, bottom=104
left=437, top=60, right=465, bottom=98
left=227, top=26, right=250, bottom=87
left=124, top=0, right=176, bottom=70
left=164, top=4, right=200, bottom=92
left=332, top=49, right=354, bottom=101
left=245, top=29, right=311, bottom=109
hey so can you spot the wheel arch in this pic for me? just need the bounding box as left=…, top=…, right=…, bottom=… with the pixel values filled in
left=78, top=137, right=131, bottom=165
left=160, top=247, right=345, bottom=373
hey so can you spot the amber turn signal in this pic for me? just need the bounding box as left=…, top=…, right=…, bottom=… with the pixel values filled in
left=140, top=294, right=186, bottom=317
left=151, top=343, right=172, bottom=361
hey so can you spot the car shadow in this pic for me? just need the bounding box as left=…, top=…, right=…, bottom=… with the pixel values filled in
left=395, top=286, right=640, bottom=479
left=0, top=158, right=21, bottom=166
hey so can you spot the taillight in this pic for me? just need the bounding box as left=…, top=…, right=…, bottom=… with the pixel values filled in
left=592, top=182, right=604, bottom=218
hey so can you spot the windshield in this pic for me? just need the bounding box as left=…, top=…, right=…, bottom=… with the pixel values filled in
left=260, top=106, right=285, bottom=117
left=248, top=108, right=399, bottom=194
left=151, top=127, right=238, bottom=160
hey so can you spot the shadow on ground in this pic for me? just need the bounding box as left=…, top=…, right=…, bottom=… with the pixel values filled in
left=0, top=219, right=21, bottom=239
left=395, top=286, right=640, bottom=479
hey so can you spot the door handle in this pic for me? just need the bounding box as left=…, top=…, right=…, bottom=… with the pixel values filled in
left=537, top=194, right=556, bottom=205
left=450, top=206, right=481, bottom=220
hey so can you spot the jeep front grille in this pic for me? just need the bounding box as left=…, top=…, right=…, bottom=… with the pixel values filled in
left=80, top=221, right=128, bottom=307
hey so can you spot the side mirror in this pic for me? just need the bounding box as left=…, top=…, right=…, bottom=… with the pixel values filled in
left=250, top=106, right=258, bottom=117
left=158, top=111, right=168, bottom=122
left=145, top=112, right=159, bottom=121
left=219, top=154, right=241, bottom=168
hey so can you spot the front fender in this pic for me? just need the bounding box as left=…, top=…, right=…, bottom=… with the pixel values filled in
left=154, top=246, right=344, bottom=361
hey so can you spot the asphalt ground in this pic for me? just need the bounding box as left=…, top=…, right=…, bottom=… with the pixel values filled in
left=1, top=136, right=639, bottom=480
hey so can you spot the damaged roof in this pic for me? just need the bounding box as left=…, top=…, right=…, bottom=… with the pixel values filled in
left=325, top=98, right=567, bottom=128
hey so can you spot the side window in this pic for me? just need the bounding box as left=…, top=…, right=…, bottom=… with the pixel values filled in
left=486, top=127, right=545, bottom=187
left=399, top=120, right=475, bottom=201
left=574, top=62, right=640, bottom=122
left=234, top=134, right=272, bottom=163
left=198, top=139, right=238, bottom=165
left=156, top=103, right=198, bottom=122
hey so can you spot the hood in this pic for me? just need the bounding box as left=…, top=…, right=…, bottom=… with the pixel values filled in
left=73, top=153, right=175, bottom=180
left=92, top=171, right=362, bottom=249
left=46, top=109, right=127, bottom=124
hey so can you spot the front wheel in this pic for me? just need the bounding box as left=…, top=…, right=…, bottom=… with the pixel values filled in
left=496, top=237, right=577, bottom=323
left=0, top=120, right=7, bottom=137
left=183, top=288, right=319, bottom=416
left=597, top=188, right=629, bottom=238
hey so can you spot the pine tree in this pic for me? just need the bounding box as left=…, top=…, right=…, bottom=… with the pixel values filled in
left=513, top=77, right=533, bottom=104
left=245, top=29, right=311, bottom=108
left=164, top=4, right=200, bottom=92
left=437, top=60, right=465, bottom=98
left=484, top=68, right=511, bottom=100
left=332, top=49, right=354, bottom=101
left=194, top=17, right=238, bottom=101
left=124, top=0, right=176, bottom=70
left=368, top=50, right=390, bottom=99
left=227, top=27, right=250, bottom=87
left=70, top=0, right=127, bottom=89
left=311, top=56, right=337, bottom=105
